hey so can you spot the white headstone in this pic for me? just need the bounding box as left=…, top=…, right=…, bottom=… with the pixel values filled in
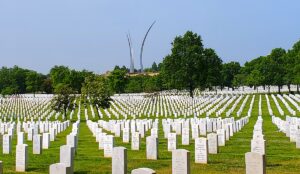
left=104, top=135, right=114, bottom=157
left=131, top=132, right=140, bottom=150
left=131, top=168, right=156, bottom=174
left=60, top=145, right=74, bottom=174
left=195, top=137, right=208, bottom=164
left=18, top=132, right=24, bottom=145
left=217, top=129, right=226, bottom=146
left=49, top=163, right=71, bottom=174
left=112, top=147, right=127, bottom=174
left=245, top=152, right=266, bottom=174
left=182, top=128, right=190, bottom=145
left=43, top=133, right=50, bottom=149
left=146, top=136, right=158, bottom=160
left=207, top=133, right=218, bottom=154
left=33, top=134, right=42, bottom=154
left=168, top=133, right=177, bottom=151
left=16, top=144, right=28, bottom=172
left=3, top=134, right=11, bottom=154
left=172, top=149, right=190, bottom=174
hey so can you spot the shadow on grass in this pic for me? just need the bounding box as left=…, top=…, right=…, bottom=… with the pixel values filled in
left=267, top=163, right=282, bottom=167
left=75, top=171, right=106, bottom=174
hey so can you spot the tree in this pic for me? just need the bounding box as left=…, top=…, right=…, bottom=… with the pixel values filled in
left=25, top=71, right=43, bottom=95
left=160, top=31, right=205, bottom=97
left=221, top=62, right=241, bottom=90
left=246, top=69, right=261, bottom=92
left=108, top=67, right=128, bottom=94
left=233, top=73, right=246, bottom=89
left=81, top=75, right=112, bottom=113
left=49, top=65, right=71, bottom=89
left=51, top=84, right=76, bottom=120
left=124, top=75, right=144, bottom=93
left=203, top=48, right=222, bottom=90
left=143, top=75, right=162, bottom=92
left=41, top=77, right=53, bottom=94
left=268, top=48, right=286, bottom=93
left=289, top=40, right=300, bottom=93
left=151, top=62, right=159, bottom=72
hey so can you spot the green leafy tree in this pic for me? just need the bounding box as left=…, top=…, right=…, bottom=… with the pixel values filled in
left=160, top=31, right=205, bottom=97
left=289, top=40, right=300, bottom=93
left=51, top=84, right=76, bottom=120
left=151, top=62, right=159, bottom=72
left=125, top=75, right=144, bottom=93
left=41, top=77, right=53, bottom=94
left=25, top=71, right=43, bottom=95
left=269, top=48, right=286, bottom=93
left=81, top=75, right=112, bottom=112
left=221, top=62, right=241, bottom=90
left=246, top=69, right=262, bottom=92
left=108, top=67, right=128, bottom=94
left=203, top=48, right=222, bottom=90
left=50, top=66, right=71, bottom=89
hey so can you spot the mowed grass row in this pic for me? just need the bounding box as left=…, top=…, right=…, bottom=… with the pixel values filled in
left=1, top=94, right=300, bottom=173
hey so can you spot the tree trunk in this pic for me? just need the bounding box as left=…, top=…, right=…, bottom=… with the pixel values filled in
left=297, top=84, right=299, bottom=93
left=278, top=85, right=281, bottom=93
left=288, top=84, right=291, bottom=93
left=64, top=108, right=67, bottom=120
left=189, top=86, right=194, bottom=98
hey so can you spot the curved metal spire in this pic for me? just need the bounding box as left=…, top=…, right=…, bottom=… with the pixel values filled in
left=140, top=21, right=156, bottom=73
left=127, top=32, right=134, bottom=73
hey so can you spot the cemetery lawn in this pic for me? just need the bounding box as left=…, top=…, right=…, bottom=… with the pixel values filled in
left=1, top=94, right=300, bottom=173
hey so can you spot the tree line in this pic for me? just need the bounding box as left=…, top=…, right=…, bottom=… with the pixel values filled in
left=1, top=31, right=299, bottom=97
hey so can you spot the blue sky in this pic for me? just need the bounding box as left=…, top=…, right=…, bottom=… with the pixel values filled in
left=0, top=0, right=300, bottom=74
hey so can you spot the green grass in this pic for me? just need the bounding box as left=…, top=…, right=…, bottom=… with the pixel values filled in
left=1, top=94, right=300, bottom=173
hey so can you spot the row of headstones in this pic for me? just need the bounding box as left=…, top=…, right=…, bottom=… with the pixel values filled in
left=289, top=94, right=300, bottom=103
left=284, top=94, right=300, bottom=112
left=112, top=93, right=252, bottom=119
left=162, top=116, right=249, bottom=139
left=49, top=121, right=80, bottom=174
left=0, top=96, right=52, bottom=120
left=111, top=146, right=266, bottom=174
left=272, top=115, right=300, bottom=148
left=0, top=118, right=69, bottom=135
left=168, top=116, right=250, bottom=163
left=4, top=140, right=76, bottom=173
left=277, top=94, right=297, bottom=115
left=208, top=95, right=239, bottom=117
left=251, top=116, right=265, bottom=155
left=245, top=116, right=266, bottom=174
left=111, top=94, right=242, bottom=119
left=265, top=95, right=274, bottom=116
left=271, top=94, right=285, bottom=116
left=86, top=119, right=156, bottom=158
left=206, top=95, right=230, bottom=116
left=88, top=115, right=249, bottom=164
left=97, top=119, right=155, bottom=138
left=1, top=121, right=73, bottom=172
left=2, top=120, right=70, bottom=155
